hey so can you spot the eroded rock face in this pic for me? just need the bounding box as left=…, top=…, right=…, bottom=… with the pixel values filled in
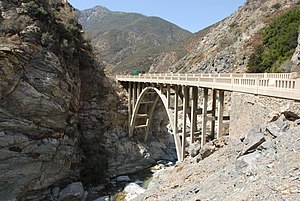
left=0, top=38, right=82, bottom=201
left=0, top=0, right=87, bottom=200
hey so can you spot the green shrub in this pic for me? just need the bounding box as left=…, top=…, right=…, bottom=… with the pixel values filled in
left=247, top=45, right=266, bottom=73
left=25, top=1, right=49, bottom=19
left=247, top=8, right=300, bottom=73
left=41, top=32, right=55, bottom=47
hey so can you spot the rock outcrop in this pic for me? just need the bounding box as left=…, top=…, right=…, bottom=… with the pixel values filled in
left=0, top=0, right=87, bottom=199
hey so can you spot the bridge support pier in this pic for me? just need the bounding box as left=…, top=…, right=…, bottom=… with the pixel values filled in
left=211, top=89, right=216, bottom=139
left=217, top=90, right=224, bottom=138
left=181, top=86, right=189, bottom=160
left=190, top=86, right=198, bottom=143
left=201, top=88, right=208, bottom=147
left=128, top=82, right=132, bottom=127
left=167, top=84, right=171, bottom=109
left=137, top=82, right=141, bottom=98
left=132, top=82, right=137, bottom=111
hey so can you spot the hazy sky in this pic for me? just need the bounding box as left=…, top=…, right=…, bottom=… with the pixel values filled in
left=68, top=0, right=246, bottom=33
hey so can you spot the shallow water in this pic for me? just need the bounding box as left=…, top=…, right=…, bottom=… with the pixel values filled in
left=102, top=166, right=155, bottom=201
left=101, top=161, right=175, bottom=201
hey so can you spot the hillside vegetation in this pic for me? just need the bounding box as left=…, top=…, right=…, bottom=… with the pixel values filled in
left=78, top=6, right=192, bottom=73
left=247, top=8, right=300, bottom=73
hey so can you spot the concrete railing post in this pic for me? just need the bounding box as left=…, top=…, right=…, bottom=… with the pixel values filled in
left=296, top=79, right=300, bottom=90
left=255, top=78, right=259, bottom=94
left=213, top=76, right=216, bottom=89
left=291, top=72, right=299, bottom=79
left=185, top=74, right=188, bottom=85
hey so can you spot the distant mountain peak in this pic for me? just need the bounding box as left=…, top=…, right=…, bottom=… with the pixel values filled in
left=78, top=6, right=192, bottom=73
left=90, top=5, right=110, bottom=12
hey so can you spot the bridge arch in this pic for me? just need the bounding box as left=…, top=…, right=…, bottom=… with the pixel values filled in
left=129, top=86, right=182, bottom=161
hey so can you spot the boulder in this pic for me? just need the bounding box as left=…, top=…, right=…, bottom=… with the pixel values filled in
left=235, top=151, right=260, bottom=171
left=94, top=196, right=110, bottom=201
left=188, top=142, right=201, bottom=157
left=124, top=183, right=146, bottom=201
left=58, top=182, right=84, bottom=201
left=241, top=127, right=265, bottom=155
left=52, top=187, right=60, bottom=198
left=116, top=175, right=131, bottom=182
left=266, top=123, right=280, bottom=137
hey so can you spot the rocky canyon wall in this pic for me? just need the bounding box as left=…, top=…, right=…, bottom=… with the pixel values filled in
left=0, top=1, right=178, bottom=200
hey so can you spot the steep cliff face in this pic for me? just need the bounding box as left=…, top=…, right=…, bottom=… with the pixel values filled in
left=0, top=0, right=107, bottom=199
left=173, top=0, right=300, bottom=73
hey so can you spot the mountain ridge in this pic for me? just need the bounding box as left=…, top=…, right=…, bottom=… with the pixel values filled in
left=78, top=6, right=192, bottom=73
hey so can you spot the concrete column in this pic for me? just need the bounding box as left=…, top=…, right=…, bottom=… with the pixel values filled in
left=128, top=82, right=132, bottom=127
left=217, top=90, right=224, bottom=139
left=132, top=82, right=137, bottom=110
left=201, top=88, right=208, bottom=147
left=159, top=83, right=164, bottom=93
left=187, top=87, right=190, bottom=120
left=137, top=82, right=141, bottom=98
left=190, top=86, right=198, bottom=143
left=211, top=89, right=217, bottom=139
left=174, top=85, right=179, bottom=135
left=181, top=86, right=188, bottom=160
left=167, top=84, right=171, bottom=109
left=174, top=85, right=183, bottom=162
left=178, top=85, right=183, bottom=101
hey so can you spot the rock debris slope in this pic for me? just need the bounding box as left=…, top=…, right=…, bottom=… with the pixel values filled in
left=134, top=102, right=300, bottom=201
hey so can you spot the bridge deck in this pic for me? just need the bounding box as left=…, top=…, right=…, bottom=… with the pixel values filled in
left=116, top=73, right=300, bottom=101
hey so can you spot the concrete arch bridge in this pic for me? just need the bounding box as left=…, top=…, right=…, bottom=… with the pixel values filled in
left=116, top=73, right=300, bottom=161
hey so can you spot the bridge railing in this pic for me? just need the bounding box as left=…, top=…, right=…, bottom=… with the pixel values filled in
left=116, top=73, right=300, bottom=100
left=129, top=72, right=298, bottom=79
